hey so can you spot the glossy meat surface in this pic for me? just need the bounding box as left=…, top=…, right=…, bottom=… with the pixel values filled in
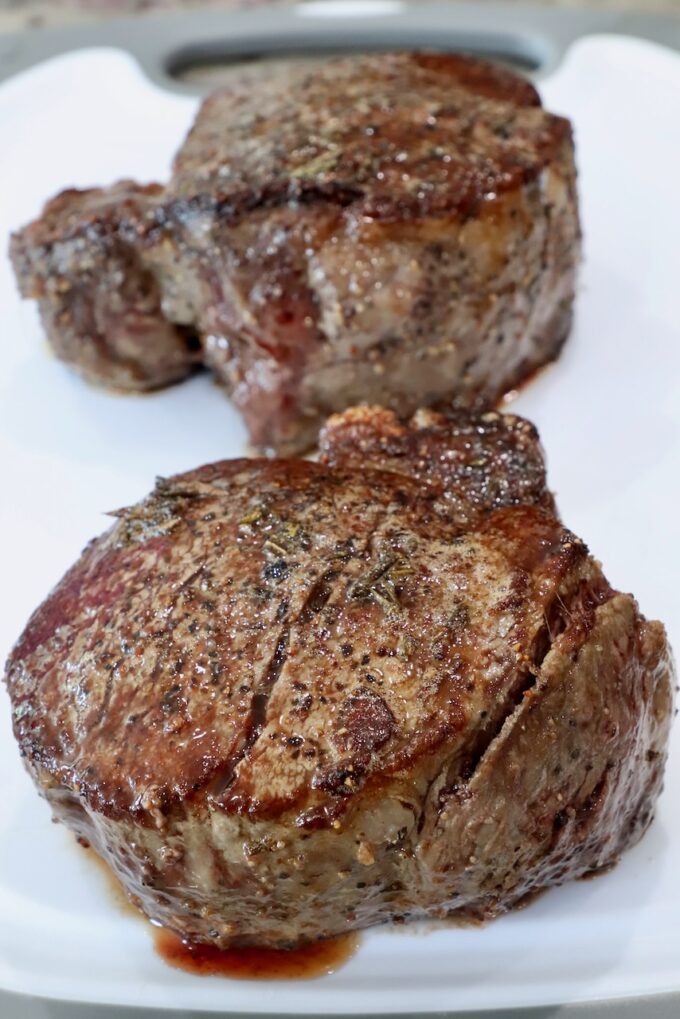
left=4, top=410, right=673, bottom=947
left=320, top=405, right=557, bottom=524
left=11, top=52, right=580, bottom=452
left=172, top=51, right=548, bottom=216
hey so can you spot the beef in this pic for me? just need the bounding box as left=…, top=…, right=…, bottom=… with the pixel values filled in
left=10, top=52, right=580, bottom=453
left=4, top=408, right=673, bottom=948
left=10, top=183, right=203, bottom=391
left=319, top=404, right=557, bottom=526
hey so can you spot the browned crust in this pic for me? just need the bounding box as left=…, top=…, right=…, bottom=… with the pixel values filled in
left=9, top=183, right=165, bottom=282
left=11, top=52, right=571, bottom=272
left=172, top=51, right=570, bottom=223
left=319, top=405, right=557, bottom=522
left=405, top=52, right=541, bottom=106
left=4, top=451, right=626, bottom=831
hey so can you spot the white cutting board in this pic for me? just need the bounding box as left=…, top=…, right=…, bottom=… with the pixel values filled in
left=0, top=34, right=679, bottom=1016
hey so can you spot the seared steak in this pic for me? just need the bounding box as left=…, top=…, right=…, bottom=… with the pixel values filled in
left=10, top=52, right=580, bottom=453
left=319, top=404, right=557, bottom=526
left=4, top=409, right=673, bottom=948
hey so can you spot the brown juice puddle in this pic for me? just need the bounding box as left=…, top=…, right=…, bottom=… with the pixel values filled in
left=78, top=839, right=359, bottom=980
left=154, top=927, right=360, bottom=980
left=501, top=358, right=555, bottom=405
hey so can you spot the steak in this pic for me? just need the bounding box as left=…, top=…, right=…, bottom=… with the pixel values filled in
left=10, top=52, right=580, bottom=454
left=4, top=408, right=673, bottom=948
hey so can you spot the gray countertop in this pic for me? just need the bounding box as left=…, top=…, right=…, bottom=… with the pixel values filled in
left=1, top=0, right=678, bottom=35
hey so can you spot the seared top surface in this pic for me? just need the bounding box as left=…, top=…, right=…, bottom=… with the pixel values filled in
left=171, top=51, right=571, bottom=221
left=11, top=52, right=573, bottom=259
left=6, top=412, right=599, bottom=828
left=9, top=181, right=165, bottom=260
left=320, top=406, right=556, bottom=525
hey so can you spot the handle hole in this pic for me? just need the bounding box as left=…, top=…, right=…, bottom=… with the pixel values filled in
left=167, top=37, right=543, bottom=90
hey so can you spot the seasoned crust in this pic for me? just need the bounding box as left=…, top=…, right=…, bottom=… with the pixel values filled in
left=12, top=51, right=566, bottom=251
left=405, top=52, right=541, bottom=105
left=0, top=457, right=645, bottom=833
left=9, top=182, right=202, bottom=391
left=319, top=405, right=557, bottom=523
left=173, top=51, right=571, bottom=223
left=9, top=182, right=165, bottom=265
left=8, top=450, right=586, bottom=826
left=11, top=52, right=559, bottom=258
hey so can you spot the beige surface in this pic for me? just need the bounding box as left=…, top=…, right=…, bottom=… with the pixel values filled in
left=0, top=0, right=678, bottom=35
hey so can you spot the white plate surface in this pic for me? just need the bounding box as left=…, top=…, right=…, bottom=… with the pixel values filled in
left=0, top=34, right=679, bottom=1015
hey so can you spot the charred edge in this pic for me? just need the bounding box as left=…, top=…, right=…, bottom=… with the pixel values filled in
left=177, top=324, right=203, bottom=358
left=439, top=579, right=612, bottom=812
left=210, top=627, right=290, bottom=799
left=251, top=627, right=290, bottom=738
left=208, top=570, right=337, bottom=800
left=297, top=570, right=338, bottom=625
left=95, top=669, right=115, bottom=729
left=169, top=180, right=363, bottom=231
left=438, top=619, right=554, bottom=809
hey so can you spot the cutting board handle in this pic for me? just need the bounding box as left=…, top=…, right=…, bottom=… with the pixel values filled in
left=1, top=3, right=680, bottom=91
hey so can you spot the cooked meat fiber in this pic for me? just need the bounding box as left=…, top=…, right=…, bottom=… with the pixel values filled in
left=10, top=52, right=580, bottom=454
left=5, top=409, right=673, bottom=948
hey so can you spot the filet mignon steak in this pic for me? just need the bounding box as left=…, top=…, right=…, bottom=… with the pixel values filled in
left=4, top=408, right=673, bottom=948
left=10, top=52, right=580, bottom=453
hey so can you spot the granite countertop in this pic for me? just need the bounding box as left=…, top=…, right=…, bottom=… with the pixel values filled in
left=1, top=0, right=679, bottom=35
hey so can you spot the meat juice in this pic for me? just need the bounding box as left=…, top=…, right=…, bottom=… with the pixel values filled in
left=154, top=927, right=360, bottom=980
left=80, top=842, right=359, bottom=979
